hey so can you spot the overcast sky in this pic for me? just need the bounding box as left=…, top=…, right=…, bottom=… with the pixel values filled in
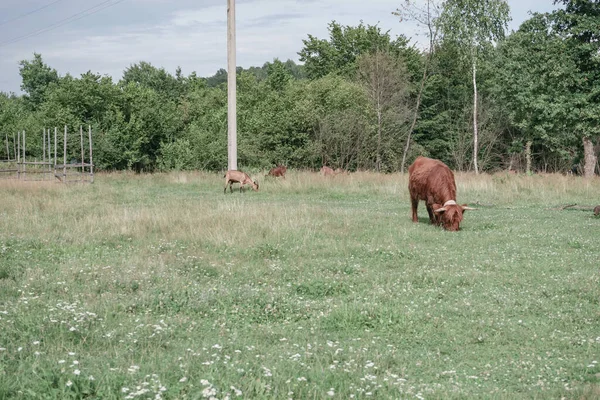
left=0, top=0, right=559, bottom=94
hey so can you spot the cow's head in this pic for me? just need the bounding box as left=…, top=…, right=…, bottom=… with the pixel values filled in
left=433, top=200, right=475, bottom=231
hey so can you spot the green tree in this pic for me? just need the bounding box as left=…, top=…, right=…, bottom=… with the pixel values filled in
left=357, top=51, right=410, bottom=171
left=0, top=93, right=28, bottom=160
left=394, top=0, right=442, bottom=172
left=552, top=0, right=600, bottom=177
left=122, top=61, right=186, bottom=99
left=18, top=53, right=60, bottom=108
left=298, top=21, right=414, bottom=80
left=494, top=13, right=579, bottom=173
left=439, top=0, right=510, bottom=173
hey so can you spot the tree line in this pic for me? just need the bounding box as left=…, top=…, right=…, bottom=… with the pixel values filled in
left=0, top=0, right=598, bottom=176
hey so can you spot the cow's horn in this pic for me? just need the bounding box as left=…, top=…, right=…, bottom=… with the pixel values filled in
left=443, top=200, right=457, bottom=206
left=462, top=206, right=476, bottom=210
left=434, top=207, right=447, bottom=213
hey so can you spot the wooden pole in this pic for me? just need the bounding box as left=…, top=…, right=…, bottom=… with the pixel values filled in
left=4, top=132, right=8, bottom=161
left=63, top=125, right=67, bottom=183
left=227, top=0, right=237, bottom=171
left=54, top=127, right=57, bottom=180
left=80, top=125, right=84, bottom=182
left=23, top=130, right=26, bottom=179
left=13, top=132, right=16, bottom=163
left=17, top=131, right=20, bottom=180
left=43, top=128, right=46, bottom=164
left=47, top=128, right=51, bottom=175
left=88, top=125, right=94, bottom=184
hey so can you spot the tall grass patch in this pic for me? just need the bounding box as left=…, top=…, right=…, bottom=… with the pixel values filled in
left=0, top=171, right=599, bottom=398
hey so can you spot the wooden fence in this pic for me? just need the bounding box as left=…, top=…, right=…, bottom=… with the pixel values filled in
left=0, top=126, right=94, bottom=183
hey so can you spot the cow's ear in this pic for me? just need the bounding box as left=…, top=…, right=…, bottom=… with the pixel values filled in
left=433, top=203, right=446, bottom=214
left=461, top=204, right=476, bottom=211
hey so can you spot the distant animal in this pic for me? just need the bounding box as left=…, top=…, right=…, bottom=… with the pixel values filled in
left=224, top=170, right=259, bottom=193
left=334, top=168, right=349, bottom=175
left=408, top=156, right=474, bottom=231
left=594, top=205, right=600, bottom=216
left=267, top=165, right=287, bottom=178
left=320, top=166, right=335, bottom=176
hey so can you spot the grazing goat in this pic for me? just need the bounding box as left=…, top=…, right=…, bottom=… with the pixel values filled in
left=224, top=170, right=259, bottom=193
left=320, top=166, right=335, bottom=176
left=408, top=156, right=474, bottom=231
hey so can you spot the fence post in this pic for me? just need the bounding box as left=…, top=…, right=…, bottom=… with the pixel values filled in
left=54, top=127, right=57, bottom=180
left=22, top=130, right=26, bottom=180
left=4, top=132, right=9, bottom=160
left=88, top=125, right=94, bottom=184
left=17, top=131, right=20, bottom=180
left=47, top=128, right=51, bottom=176
left=63, top=125, right=67, bottom=183
left=80, top=126, right=84, bottom=182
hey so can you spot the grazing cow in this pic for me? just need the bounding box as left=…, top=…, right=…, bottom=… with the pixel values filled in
left=320, top=166, right=335, bottom=176
left=267, top=165, right=287, bottom=179
left=594, top=205, right=600, bottom=216
left=224, top=170, right=259, bottom=193
left=408, top=156, right=474, bottom=231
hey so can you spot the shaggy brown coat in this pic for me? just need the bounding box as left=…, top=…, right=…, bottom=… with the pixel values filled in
left=267, top=165, right=287, bottom=178
left=408, top=156, right=473, bottom=231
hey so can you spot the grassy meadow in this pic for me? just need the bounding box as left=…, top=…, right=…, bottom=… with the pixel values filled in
left=0, top=170, right=599, bottom=399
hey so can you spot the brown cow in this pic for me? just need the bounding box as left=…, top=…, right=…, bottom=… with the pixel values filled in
left=224, top=170, right=259, bottom=193
left=320, top=166, right=335, bottom=176
left=267, top=165, right=287, bottom=178
left=408, top=156, right=474, bottom=231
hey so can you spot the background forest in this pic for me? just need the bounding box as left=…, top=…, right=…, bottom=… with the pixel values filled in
left=0, top=0, right=599, bottom=175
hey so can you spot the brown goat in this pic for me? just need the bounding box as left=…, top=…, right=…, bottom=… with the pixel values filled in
left=267, top=165, right=287, bottom=178
left=408, top=156, right=474, bottom=231
left=224, top=170, right=259, bottom=193
left=320, top=166, right=335, bottom=176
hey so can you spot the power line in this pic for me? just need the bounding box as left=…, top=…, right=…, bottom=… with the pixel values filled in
left=0, top=0, right=127, bottom=48
left=0, top=0, right=67, bottom=27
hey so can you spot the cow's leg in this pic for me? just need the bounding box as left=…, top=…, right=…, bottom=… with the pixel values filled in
left=229, top=182, right=234, bottom=193
left=411, top=197, right=419, bottom=223
left=426, top=204, right=436, bottom=224
left=224, top=180, right=230, bottom=194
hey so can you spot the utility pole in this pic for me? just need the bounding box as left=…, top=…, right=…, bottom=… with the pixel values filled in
left=227, top=0, right=237, bottom=171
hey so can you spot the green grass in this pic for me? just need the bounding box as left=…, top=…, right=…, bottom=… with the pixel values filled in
left=0, top=171, right=599, bottom=399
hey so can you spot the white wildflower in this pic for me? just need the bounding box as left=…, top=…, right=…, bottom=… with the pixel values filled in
left=231, top=386, right=242, bottom=396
